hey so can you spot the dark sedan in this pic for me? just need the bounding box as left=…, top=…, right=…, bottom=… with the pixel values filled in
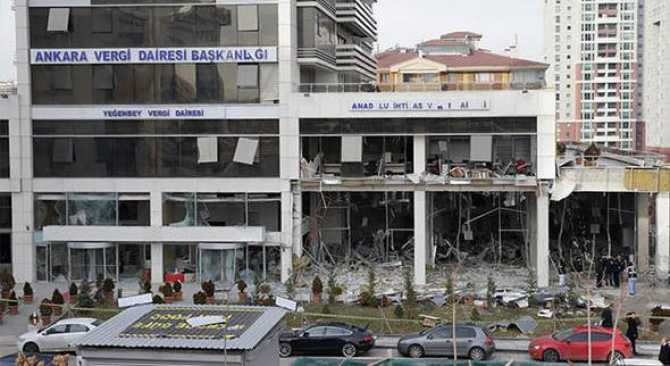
left=279, top=323, right=375, bottom=358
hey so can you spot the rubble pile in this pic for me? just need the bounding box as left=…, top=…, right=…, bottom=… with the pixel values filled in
left=297, top=263, right=531, bottom=304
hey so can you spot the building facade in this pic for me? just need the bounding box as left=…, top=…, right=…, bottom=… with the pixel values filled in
left=643, top=0, right=670, bottom=160
left=544, top=0, right=641, bottom=150
left=10, top=0, right=377, bottom=286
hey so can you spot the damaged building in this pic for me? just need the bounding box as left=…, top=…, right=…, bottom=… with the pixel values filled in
left=2, top=0, right=669, bottom=292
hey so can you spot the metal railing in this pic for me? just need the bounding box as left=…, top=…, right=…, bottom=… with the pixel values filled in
left=297, top=81, right=547, bottom=93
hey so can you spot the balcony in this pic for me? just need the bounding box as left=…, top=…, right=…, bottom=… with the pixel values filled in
left=297, top=0, right=337, bottom=16
left=335, top=44, right=377, bottom=80
left=336, top=0, right=378, bottom=41
left=297, top=47, right=338, bottom=71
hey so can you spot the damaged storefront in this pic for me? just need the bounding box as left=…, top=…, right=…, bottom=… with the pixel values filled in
left=297, top=109, right=555, bottom=287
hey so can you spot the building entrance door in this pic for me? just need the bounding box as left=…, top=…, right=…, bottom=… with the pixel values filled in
left=198, top=243, right=244, bottom=285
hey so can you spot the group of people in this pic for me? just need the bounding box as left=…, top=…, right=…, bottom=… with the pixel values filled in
left=595, top=254, right=638, bottom=295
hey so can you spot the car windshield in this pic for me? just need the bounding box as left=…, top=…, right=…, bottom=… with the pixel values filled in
left=553, top=329, right=574, bottom=341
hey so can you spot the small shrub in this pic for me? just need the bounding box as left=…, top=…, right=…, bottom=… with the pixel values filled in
left=394, top=304, right=405, bottom=319
left=470, top=307, right=481, bottom=322
left=23, top=282, right=33, bottom=296
left=321, top=304, right=331, bottom=314
left=486, top=276, right=496, bottom=308
left=202, top=281, right=215, bottom=298
left=237, top=280, right=247, bottom=293
left=403, top=267, right=417, bottom=306
left=173, top=281, right=182, bottom=293
left=152, top=294, right=165, bottom=304
left=285, top=276, right=296, bottom=299
left=159, top=283, right=173, bottom=297
left=102, top=278, right=115, bottom=294
left=326, top=273, right=341, bottom=304
left=39, top=299, right=53, bottom=317
left=69, top=282, right=79, bottom=297
left=445, top=274, right=455, bottom=305
left=52, top=289, right=65, bottom=305
left=311, top=276, right=323, bottom=295
left=0, top=272, right=15, bottom=293
left=193, top=291, right=208, bottom=305
left=527, top=269, right=537, bottom=297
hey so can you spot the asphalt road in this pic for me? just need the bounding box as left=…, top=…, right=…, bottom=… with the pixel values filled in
left=280, top=349, right=535, bottom=366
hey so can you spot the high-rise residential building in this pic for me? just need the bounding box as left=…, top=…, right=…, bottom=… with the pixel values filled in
left=643, top=0, right=670, bottom=160
left=544, top=0, right=641, bottom=151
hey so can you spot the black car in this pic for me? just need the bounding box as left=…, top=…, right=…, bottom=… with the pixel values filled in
left=279, top=322, right=375, bottom=358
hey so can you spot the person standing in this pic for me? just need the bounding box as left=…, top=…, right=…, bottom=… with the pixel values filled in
left=625, top=312, right=640, bottom=355
left=659, top=338, right=670, bottom=366
left=613, top=255, right=623, bottom=288
left=601, top=306, right=613, bottom=328
left=627, top=261, right=638, bottom=296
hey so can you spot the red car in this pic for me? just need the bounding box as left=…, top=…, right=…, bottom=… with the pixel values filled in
left=529, top=326, right=633, bottom=362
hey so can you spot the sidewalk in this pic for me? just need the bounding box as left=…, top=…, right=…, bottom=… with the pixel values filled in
left=375, top=336, right=660, bottom=357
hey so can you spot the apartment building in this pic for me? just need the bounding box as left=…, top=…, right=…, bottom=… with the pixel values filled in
left=643, top=0, right=670, bottom=160
left=376, top=32, right=547, bottom=92
left=544, top=0, right=641, bottom=150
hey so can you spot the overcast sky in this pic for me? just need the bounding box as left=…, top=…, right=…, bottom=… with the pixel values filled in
left=376, top=0, right=544, bottom=60
left=0, top=1, right=543, bottom=81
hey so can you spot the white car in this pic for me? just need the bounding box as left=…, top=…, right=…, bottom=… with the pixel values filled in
left=17, top=318, right=102, bottom=354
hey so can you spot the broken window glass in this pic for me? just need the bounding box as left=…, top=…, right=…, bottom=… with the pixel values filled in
left=67, top=193, right=117, bottom=226
left=163, top=193, right=196, bottom=227
left=196, top=193, right=246, bottom=227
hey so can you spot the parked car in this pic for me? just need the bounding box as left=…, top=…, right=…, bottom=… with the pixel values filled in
left=17, top=318, right=102, bottom=354
left=279, top=322, right=375, bottom=358
left=397, top=324, right=495, bottom=360
left=528, top=326, right=633, bottom=362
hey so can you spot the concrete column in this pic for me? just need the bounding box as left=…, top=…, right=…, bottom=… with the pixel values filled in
left=413, top=136, right=426, bottom=175
left=150, top=244, right=164, bottom=284
left=278, top=0, right=300, bottom=180
left=291, top=189, right=303, bottom=258
left=636, top=193, right=650, bottom=272
left=533, top=188, right=551, bottom=287
left=11, top=0, right=35, bottom=283
left=414, top=191, right=427, bottom=286
left=150, top=191, right=163, bottom=284
left=280, top=191, right=294, bottom=283
left=656, top=193, right=670, bottom=279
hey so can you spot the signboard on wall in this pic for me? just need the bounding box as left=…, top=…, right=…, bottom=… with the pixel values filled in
left=32, top=104, right=283, bottom=120
left=30, top=47, right=278, bottom=65
left=350, top=99, right=490, bottom=112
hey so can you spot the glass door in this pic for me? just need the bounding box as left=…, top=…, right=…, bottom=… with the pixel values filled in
left=198, top=243, right=243, bottom=285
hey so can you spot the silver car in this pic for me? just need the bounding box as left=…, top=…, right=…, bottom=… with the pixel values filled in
left=397, top=324, right=496, bottom=360
left=17, top=318, right=102, bottom=354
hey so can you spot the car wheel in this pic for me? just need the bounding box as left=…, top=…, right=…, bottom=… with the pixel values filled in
left=609, top=351, right=625, bottom=363
left=278, top=342, right=292, bottom=358
left=408, top=344, right=424, bottom=359
left=469, top=347, right=486, bottom=361
left=543, top=349, right=560, bottom=362
left=23, top=342, right=40, bottom=355
left=342, top=343, right=357, bottom=358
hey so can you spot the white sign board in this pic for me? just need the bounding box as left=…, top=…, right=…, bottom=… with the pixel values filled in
left=350, top=99, right=490, bottom=112
left=117, top=293, right=153, bottom=308
left=31, top=47, right=278, bottom=65
left=187, top=315, right=228, bottom=328
left=275, top=296, right=297, bottom=312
